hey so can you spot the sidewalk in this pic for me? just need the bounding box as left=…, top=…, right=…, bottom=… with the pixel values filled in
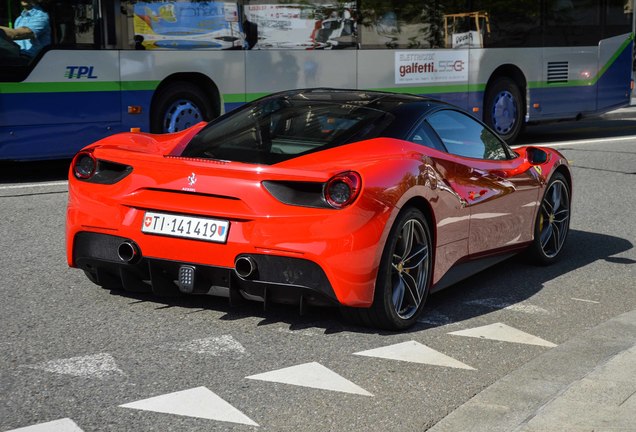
left=428, top=309, right=636, bottom=432
left=600, top=97, right=636, bottom=118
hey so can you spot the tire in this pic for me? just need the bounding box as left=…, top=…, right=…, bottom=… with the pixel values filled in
left=345, top=208, right=433, bottom=330
left=483, top=77, right=524, bottom=144
left=526, top=172, right=571, bottom=265
left=150, top=82, right=215, bottom=133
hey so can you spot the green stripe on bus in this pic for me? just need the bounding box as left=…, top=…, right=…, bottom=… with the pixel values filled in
left=0, top=80, right=160, bottom=93
left=222, top=93, right=247, bottom=103
left=244, top=84, right=487, bottom=102
left=370, top=84, right=486, bottom=94
left=121, top=80, right=161, bottom=91
left=0, top=81, right=121, bottom=93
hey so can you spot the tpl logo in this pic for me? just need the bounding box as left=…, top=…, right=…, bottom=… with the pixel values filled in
left=65, top=66, right=98, bottom=79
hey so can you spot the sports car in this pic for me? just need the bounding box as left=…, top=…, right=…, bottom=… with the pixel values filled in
left=66, top=88, right=571, bottom=330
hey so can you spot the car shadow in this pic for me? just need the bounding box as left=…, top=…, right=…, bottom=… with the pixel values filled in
left=517, top=118, right=636, bottom=145
left=107, top=229, right=633, bottom=336
left=411, top=229, right=634, bottom=333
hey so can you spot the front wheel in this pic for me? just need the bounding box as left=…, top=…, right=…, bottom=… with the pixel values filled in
left=345, top=208, right=433, bottom=330
left=483, top=77, right=524, bottom=144
left=526, top=172, right=571, bottom=265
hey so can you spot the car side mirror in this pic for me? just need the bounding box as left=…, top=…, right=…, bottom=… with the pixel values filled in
left=526, top=147, right=548, bottom=165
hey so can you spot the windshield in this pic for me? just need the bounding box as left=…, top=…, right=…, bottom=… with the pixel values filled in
left=181, top=95, right=393, bottom=165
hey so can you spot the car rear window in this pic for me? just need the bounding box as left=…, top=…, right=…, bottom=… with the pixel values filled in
left=181, top=96, right=393, bottom=165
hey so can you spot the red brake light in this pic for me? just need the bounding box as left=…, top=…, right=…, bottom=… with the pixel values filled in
left=324, top=171, right=361, bottom=209
left=73, top=151, right=97, bottom=179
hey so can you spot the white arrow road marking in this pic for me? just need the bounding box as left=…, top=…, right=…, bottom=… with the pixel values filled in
left=120, top=386, right=258, bottom=426
left=246, top=362, right=373, bottom=396
left=354, top=341, right=475, bottom=370
left=164, top=335, right=246, bottom=356
left=4, top=418, right=84, bottom=432
left=448, top=323, right=557, bottom=347
left=464, top=298, right=550, bottom=315
left=22, top=353, right=124, bottom=378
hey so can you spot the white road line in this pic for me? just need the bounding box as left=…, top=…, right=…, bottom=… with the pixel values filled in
left=246, top=362, right=373, bottom=396
left=513, top=135, right=636, bottom=148
left=120, top=387, right=259, bottom=426
left=571, top=298, right=601, bottom=304
left=354, top=341, right=475, bottom=370
left=0, top=181, right=68, bottom=190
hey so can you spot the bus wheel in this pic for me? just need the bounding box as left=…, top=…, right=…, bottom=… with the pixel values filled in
left=151, top=82, right=215, bottom=133
left=483, top=77, right=524, bottom=143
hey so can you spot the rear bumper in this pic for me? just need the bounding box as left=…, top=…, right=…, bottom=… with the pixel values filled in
left=73, top=231, right=339, bottom=307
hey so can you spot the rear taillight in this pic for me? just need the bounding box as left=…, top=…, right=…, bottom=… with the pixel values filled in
left=324, top=171, right=361, bottom=209
left=71, top=151, right=132, bottom=184
left=72, top=151, right=97, bottom=179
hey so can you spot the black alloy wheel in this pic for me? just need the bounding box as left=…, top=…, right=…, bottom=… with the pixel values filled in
left=527, top=172, right=571, bottom=265
left=347, top=207, right=432, bottom=330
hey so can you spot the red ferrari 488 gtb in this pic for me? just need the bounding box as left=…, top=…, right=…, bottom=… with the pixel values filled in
left=67, top=89, right=571, bottom=330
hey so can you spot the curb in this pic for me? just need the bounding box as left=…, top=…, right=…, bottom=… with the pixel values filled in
left=427, top=309, right=636, bottom=432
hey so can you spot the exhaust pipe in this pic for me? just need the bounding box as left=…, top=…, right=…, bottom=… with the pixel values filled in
left=118, top=241, right=141, bottom=264
left=235, top=255, right=257, bottom=279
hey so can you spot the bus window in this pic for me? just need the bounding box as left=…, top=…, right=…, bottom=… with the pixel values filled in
left=243, top=0, right=357, bottom=50
left=0, top=0, right=51, bottom=79
left=605, top=0, right=633, bottom=37
left=0, top=0, right=99, bottom=81
left=123, top=0, right=245, bottom=50
left=545, top=0, right=602, bottom=46
left=48, top=0, right=99, bottom=47
left=471, top=0, right=542, bottom=48
left=359, top=0, right=484, bottom=49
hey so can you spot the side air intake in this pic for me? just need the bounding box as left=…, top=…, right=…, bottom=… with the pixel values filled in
left=547, top=61, right=569, bottom=84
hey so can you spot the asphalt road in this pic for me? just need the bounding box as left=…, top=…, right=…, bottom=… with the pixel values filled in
left=1, top=112, right=635, bottom=432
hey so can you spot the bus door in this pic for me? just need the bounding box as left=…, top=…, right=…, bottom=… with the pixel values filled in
left=596, top=33, right=633, bottom=112
left=0, top=0, right=122, bottom=160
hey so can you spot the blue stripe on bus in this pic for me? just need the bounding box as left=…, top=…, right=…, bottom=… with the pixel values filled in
left=223, top=102, right=245, bottom=113
left=0, top=121, right=131, bottom=161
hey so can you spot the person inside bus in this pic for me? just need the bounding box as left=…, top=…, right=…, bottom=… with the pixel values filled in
left=0, top=0, right=51, bottom=58
left=0, top=28, right=29, bottom=66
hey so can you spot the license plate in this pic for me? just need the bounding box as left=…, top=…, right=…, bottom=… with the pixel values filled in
left=141, top=211, right=230, bottom=243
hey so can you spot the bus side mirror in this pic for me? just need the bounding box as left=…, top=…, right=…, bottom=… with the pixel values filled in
left=527, top=147, right=548, bottom=165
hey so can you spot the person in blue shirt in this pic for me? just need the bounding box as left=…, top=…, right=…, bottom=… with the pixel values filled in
left=0, top=0, right=51, bottom=58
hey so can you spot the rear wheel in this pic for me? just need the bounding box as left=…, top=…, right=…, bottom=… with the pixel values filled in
left=526, top=172, right=571, bottom=265
left=346, top=208, right=432, bottom=330
left=483, top=77, right=524, bottom=143
left=150, top=82, right=215, bottom=133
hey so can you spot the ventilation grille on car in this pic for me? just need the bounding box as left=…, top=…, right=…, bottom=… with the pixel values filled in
left=547, top=62, right=569, bottom=84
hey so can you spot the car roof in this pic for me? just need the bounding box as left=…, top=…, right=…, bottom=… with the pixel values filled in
left=263, top=88, right=453, bottom=116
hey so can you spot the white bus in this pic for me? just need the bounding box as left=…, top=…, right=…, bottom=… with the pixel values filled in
left=1, top=0, right=633, bottom=160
